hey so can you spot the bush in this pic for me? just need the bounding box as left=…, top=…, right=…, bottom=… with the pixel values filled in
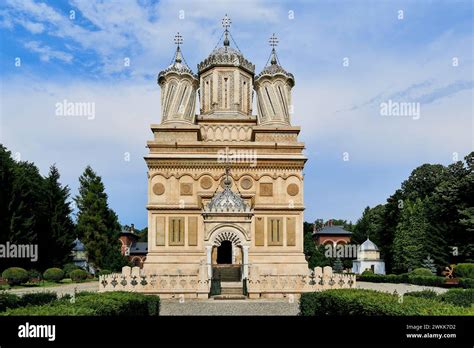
left=69, top=269, right=88, bottom=282
left=2, top=267, right=29, bottom=286
left=0, top=293, right=20, bottom=311
left=454, top=264, right=474, bottom=279
left=62, top=263, right=80, bottom=278
left=459, top=278, right=474, bottom=289
left=410, top=268, right=434, bottom=277
left=19, top=293, right=57, bottom=307
left=408, top=275, right=446, bottom=287
left=404, top=290, right=439, bottom=300
left=361, top=270, right=374, bottom=276
left=440, top=289, right=474, bottom=308
left=1, top=292, right=160, bottom=316
left=299, top=289, right=473, bottom=316
left=43, top=268, right=64, bottom=283
left=98, top=269, right=112, bottom=276
left=27, top=269, right=42, bottom=281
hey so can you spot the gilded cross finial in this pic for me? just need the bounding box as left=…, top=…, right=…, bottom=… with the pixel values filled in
left=269, top=33, right=279, bottom=48
left=174, top=32, right=183, bottom=46
left=222, top=14, right=231, bottom=31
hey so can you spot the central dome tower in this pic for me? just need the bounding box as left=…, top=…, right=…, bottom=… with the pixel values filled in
left=197, top=14, right=255, bottom=117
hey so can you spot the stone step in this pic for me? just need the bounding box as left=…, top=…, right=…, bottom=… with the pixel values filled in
left=212, top=294, right=247, bottom=300
left=221, top=288, right=243, bottom=295
left=221, top=281, right=242, bottom=288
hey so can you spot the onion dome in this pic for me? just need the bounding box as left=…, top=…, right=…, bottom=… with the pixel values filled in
left=360, top=238, right=379, bottom=251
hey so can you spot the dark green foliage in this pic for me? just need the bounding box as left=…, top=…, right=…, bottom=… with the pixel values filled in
left=27, top=269, right=41, bottom=280
left=361, top=269, right=374, bottom=276
left=421, top=256, right=437, bottom=275
left=2, top=267, right=29, bottom=286
left=1, top=292, right=160, bottom=316
left=458, top=278, right=474, bottom=289
left=357, top=273, right=446, bottom=287
left=63, top=263, right=80, bottom=278
left=404, top=290, right=438, bottom=300
left=353, top=152, right=473, bottom=273
left=0, top=146, right=75, bottom=270
left=0, top=293, right=20, bottom=311
left=74, top=166, right=128, bottom=271
left=454, top=263, right=474, bottom=279
left=69, top=269, right=88, bottom=282
left=19, top=292, right=57, bottom=307
left=97, top=269, right=112, bottom=276
left=299, top=289, right=472, bottom=316
left=42, top=268, right=64, bottom=282
left=303, top=222, right=330, bottom=269
left=440, top=289, right=474, bottom=307
left=410, top=268, right=435, bottom=277
left=332, top=258, right=343, bottom=273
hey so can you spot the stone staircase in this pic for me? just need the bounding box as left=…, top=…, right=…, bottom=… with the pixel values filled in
left=213, top=281, right=246, bottom=300
left=212, top=266, right=245, bottom=300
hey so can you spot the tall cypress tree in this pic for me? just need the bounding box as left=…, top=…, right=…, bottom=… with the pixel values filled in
left=42, top=165, right=75, bottom=267
left=74, top=166, right=126, bottom=271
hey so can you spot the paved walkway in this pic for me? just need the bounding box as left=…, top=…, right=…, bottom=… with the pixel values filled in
left=5, top=281, right=98, bottom=296
left=160, top=299, right=299, bottom=316
left=356, top=281, right=448, bottom=295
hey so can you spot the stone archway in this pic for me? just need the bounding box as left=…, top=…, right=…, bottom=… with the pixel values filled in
left=205, top=227, right=250, bottom=279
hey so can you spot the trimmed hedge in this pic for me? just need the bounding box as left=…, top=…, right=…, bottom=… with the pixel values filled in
left=299, top=289, right=473, bottom=316
left=440, top=289, right=474, bottom=308
left=459, top=278, right=474, bottom=289
left=404, top=290, right=438, bottom=300
left=0, top=293, right=20, bottom=311
left=2, top=267, right=29, bottom=286
left=454, top=264, right=474, bottom=279
left=43, top=268, right=64, bottom=283
left=1, top=292, right=160, bottom=316
left=69, top=269, right=88, bottom=282
left=357, top=273, right=446, bottom=287
left=19, top=292, right=57, bottom=307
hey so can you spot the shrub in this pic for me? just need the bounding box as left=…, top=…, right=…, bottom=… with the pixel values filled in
left=361, top=269, right=374, bottom=276
left=440, top=289, right=474, bottom=308
left=69, top=269, right=88, bottom=282
left=43, top=268, right=64, bottom=283
left=454, top=264, right=474, bottom=279
left=0, top=292, right=160, bottom=316
left=19, top=293, right=57, bottom=307
left=27, top=269, right=42, bottom=281
left=404, top=290, right=439, bottom=300
left=0, top=293, right=20, bottom=311
left=62, top=263, right=80, bottom=278
left=408, top=275, right=445, bottom=287
left=299, top=289, right=473, bottom=316
left=459, top=278, right=474, bottom=289
left=2, top=267, right=29, bottom=286
left=98, top=269, right=112, bottom=276
left=410, top=268, right=434, bottom=277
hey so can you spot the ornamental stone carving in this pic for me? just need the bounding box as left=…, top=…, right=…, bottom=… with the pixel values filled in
left=240, top=177, right=253, bottom=190
left=200, top=176, right=213, bottom=189
left=152, top=183, right=165, bottom=195
left=287, top=183, right=299, bottom=196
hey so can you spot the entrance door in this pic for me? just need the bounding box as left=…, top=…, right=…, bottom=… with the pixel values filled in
left=216, top=240, right=232, bottom=264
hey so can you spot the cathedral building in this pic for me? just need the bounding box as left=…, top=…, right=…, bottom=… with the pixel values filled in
left=99, top=16, right=356, bottom=298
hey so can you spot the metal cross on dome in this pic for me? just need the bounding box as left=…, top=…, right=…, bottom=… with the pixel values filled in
left=269, top=33, right=279, bottom=48
left=222, top=14, right=231, bottom=31
left=174, top=32, right=183, bottom=46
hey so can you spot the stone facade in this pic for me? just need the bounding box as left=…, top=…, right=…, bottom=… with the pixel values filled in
left=99, top=22, right=356, bottom=298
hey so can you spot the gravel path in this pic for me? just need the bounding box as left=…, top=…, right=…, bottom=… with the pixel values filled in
left=5, top=281, right=98, bottom=296
left=160, top=299, right=299, bottom=316
left=356, top=281, right=448, bottom=295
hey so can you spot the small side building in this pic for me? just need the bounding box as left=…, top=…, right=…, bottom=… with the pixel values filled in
left=352, top=238, right=386, bottom=275
left=119, top=225, right=148, bottom=268
left=313, top=223, right=352, bottom=246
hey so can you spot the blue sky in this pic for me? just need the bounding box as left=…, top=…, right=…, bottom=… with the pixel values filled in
left=0, top=0, right=472, bottom=229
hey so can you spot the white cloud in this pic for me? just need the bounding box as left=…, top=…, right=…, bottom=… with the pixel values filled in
left=24, top=41, right=73, bottom=62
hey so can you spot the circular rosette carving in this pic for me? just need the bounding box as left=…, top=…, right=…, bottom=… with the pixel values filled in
left=287, top=183, right=299, bottom=196
left=200, top=176, right=213, bottom=189
left=240, top=177, right=253, bottom=190
left=153, top=183, right=165, bottom=195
